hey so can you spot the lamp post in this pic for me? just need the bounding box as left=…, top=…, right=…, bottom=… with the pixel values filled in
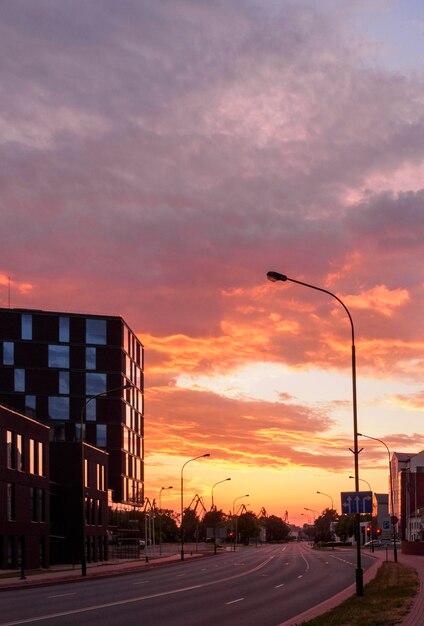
left=304, top=507, right=319, bottom=521
left=180, top=454, right=210, bottom=561
left=267, top=270, right=364, bottom=595
left=232, top=494, right=249, bottom=551
left=158, top=486, right=173, bottom=556
left=79, top=382, right=133, bottom=576
left=349, top=475, right=371, bottom=491
left=316, top=491, right=334, bottom=510
left=357, top=433, right=398, bottom=562
left=210, top=478, right=231, bottom=554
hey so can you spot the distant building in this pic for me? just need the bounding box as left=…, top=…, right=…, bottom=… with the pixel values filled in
left=0, top=405, right=49, bottom=569
left=391, top=451, right=424, bottom=541
left=373, top=493, right=390, bottom=540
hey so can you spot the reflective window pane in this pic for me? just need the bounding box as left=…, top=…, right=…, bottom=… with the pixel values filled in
left=3, top=342, right=14, bottom=365
left=96, top=424, right=107, bottom=447
left=86, top=373, right=107, bottom=395
left=86, top=347, right=96, bottom=369
left=59, top=371, right=69, bottom=394
left=14, top=369, right=25, bottom=392
left=85, top=400, right=96, bottom=422
left=86, top=319, right=107, bottom=345
left=59, top=317, right=69, bottom=342
left=48, top=396, right=70, bottom=420
left=21, top=314, right=32, bottom=340
left=48, top=345, right=69, bottom=368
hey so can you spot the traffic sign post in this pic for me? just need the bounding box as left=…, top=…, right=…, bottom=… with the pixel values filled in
left=341, top=491, right=373, bottom=514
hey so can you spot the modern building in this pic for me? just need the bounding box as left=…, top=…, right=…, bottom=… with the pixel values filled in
left=0, top=404, right=50, bottom=569
left=373, top=493, right=390, bottom=540
left=0, top=307, right=144, bottom=507
left=391, top=451, right=424, bottom=541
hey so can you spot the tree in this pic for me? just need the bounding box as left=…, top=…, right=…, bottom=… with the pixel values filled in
left=336, top=514, right=355, bottom=543
left=157, top=509, right=179, bottom=542
left=181, top=508, right=201, bottom=542
left=237, top=512, right=260, bottom=544
left=265, top=515, right=290, bottom=542
left=314, top=508, right=338, bottom=543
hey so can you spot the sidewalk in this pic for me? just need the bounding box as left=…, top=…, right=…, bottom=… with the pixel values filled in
left=279, top=547, right=424, bottom=626
left=0, top=550, right=208, bottom=591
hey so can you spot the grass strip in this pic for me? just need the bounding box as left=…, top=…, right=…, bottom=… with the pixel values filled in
left=300, top=562, right=419, bottom=626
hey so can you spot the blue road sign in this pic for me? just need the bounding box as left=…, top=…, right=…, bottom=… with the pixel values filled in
left=340, top=491, right=373, bottom=514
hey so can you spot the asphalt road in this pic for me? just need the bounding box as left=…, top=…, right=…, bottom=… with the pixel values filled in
left=1, top=543, right=375, bottom=626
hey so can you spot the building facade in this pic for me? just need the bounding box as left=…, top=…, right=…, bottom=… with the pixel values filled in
left=391, top=451, right=424, bottom=541
left=0, top=405, right=50, bottom=569
left=0, top=307, right=144, bottom=507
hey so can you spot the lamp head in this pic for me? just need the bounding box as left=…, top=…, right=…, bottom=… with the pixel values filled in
left=357, top=432, right=363, bottom=436
left=267, top=271, right=288, bottom=283
left=203, top=453, right=211, bottom=458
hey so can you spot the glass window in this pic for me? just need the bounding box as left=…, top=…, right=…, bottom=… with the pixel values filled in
left=7, top=484, right=15, bottom=521
left=14, top=368, right=25, bottom=392
left=37, top=442, right=44, bottom=476
left=59, top=316, right=69, bottom=342
left=6, top=430, right=13, bottom=468
left=21, top=314, right=32, bottom=340
left=3, top=341, right=14, bottom=365
left=75, top=423, right=86, bottom=442
left=59, top=371, right=69, bottom=394
left=96, top=424, right=107, bottom=447
left=30, top=487, right=37, bottom=521
left=29, top=439, right=35, bottom=474
left=86, top=319, right=107, bottom=345
left=25, top=395, right=37, bottom=417
left=86, top=373, right=107, bottom=395
left=48, top=396, right=70, bottom=420
left=48, top=345, right=69, bottom=368
left=16, top=434, right=23, bottom=470
left=86, top=347, right=96, bottom=369
left=38, top=489, right=45, bottom=522
left=85, top=400, right=96, bottom=422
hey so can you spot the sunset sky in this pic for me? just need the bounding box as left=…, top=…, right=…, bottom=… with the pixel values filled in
left=1, top=0, right=424, bottom=525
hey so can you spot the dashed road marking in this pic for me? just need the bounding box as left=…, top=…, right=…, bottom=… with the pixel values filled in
left=275, top=583, right=285, bottom=588
left=47, top=593, right=76, bottom=599
left=226, top=598, right=244, bottom=605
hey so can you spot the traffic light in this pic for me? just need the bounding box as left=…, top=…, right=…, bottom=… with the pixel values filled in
left=376, top=528, right=381, bottom=536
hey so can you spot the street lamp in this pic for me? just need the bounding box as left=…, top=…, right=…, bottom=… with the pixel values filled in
left=211, top=478, right=231, bottom=510
left=268, top=270, right=364, bottom=595
left=232, top=494, right=249, bottom=551
left=210, top=478, right=231, bottom=554
left=180, top=454, right=210, bottom=561
left=80, top=382, right=133, bottom=576
left=358, top=432, right=397, bottom=562
left=304, top=507, right=319, bottom=521
left=158, top=486, right=173, bottom=556
left=349, top=475, right=371, bottom=491
left=316, top=491, right=334, bottom=510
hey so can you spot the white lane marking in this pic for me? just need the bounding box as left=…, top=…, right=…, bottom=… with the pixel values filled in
left=47, top=593, right=76, bottom=599
left=297, top=575, right=303, bottom=579
left=281, top=546, right=287, bottom=552
left=226, top=598, right=244, bottom=605
left=300, top=552, right=310, bottom=572
left=275, top=583, right=285, bottom=588
left=1, top=555, right=275, bottom=625
left=176, top=574, right=185, bottom=577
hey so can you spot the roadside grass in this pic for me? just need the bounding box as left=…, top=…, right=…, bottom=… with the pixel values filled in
left=301, top=562, right=419, bottom=626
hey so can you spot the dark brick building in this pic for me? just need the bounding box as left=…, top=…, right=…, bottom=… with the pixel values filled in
left=0, top=405, right=49, bottom=569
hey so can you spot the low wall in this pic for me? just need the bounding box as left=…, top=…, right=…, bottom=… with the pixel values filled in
left=401, top=541, right=424, bottom=556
